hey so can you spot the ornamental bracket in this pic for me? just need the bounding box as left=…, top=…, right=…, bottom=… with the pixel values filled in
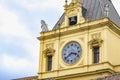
left=43, top=48, right=55, bottom=56
left=89, top=38, right=103, bottom=49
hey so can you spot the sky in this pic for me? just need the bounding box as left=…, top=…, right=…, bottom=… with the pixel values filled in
left=0, top=0, right=120, bottom=80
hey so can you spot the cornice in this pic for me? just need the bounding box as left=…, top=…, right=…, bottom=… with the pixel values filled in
left=55, top=69, right=115, bottom=80
left=38, top=69, right=115, bottom=80
left=106, top=21, right=120, bottom=36
left=38, top=62, right=114, bottom=74
left=37, top=18, right=120, bottom=41
left=38, top=62, right=116, bottom=80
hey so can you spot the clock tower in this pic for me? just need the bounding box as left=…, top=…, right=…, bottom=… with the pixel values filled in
left=64, top=0, right=85, bottom=26
left=37, top=0, right=120, bottom=80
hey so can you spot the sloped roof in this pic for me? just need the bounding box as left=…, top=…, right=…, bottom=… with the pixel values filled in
left=53, top=0, right=120, bottom=30
left=94, top=72, right=120, bottom=80
left=12, top=76, right=38, bottom=80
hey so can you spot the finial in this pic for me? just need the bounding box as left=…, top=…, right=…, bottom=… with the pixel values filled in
left=72, top=0, right=74, bottom=3
left=65, top=0, right=68, bottom=5
left=72, top=0, right=79, bottom=3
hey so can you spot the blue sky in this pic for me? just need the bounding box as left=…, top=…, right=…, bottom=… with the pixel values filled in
left=0, top=0, right=120, bottom=80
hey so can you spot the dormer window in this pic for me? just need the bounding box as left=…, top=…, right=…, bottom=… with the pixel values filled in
left=69, top=16, right=77, bottom=25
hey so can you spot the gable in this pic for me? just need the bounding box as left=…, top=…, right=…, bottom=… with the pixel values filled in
left=53, top=0, right=120, bottom=30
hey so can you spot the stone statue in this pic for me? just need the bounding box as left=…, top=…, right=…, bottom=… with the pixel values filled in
left=104, top=3, right=109, bottom=17
left=41, top=20, right=49, bottom=32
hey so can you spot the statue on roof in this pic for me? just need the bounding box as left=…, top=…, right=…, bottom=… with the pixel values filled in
left=104, top=3, right=109, bottom=17
left=41, top=20, right=49, bottom=32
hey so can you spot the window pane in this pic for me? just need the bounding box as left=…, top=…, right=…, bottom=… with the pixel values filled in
left=48, top=56, right=52, bottom=71
left=93, top=47, right=99, bottom=63
left=69, top=16, right=77, bottom=25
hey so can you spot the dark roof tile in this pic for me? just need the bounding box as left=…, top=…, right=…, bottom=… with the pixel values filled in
left=53, top=0, right=120, bottom=30
left=94, top=72, right=120, bottom=80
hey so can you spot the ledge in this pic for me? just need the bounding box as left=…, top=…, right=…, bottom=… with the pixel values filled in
left=38, top=62, right=116, bottom=79
left=38, top=18, right=110, bottom=41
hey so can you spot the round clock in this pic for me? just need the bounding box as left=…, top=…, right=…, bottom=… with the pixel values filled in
left=62, top=42, right=82, bottom=64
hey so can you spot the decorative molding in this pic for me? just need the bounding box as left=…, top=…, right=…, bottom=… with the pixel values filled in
left=43, top=48, right=55, bottom=57
left=46, top=43, right=54, bottom=48
left=89, top=32, right=103, bottom=48
left=64, top=0, right=84, bottom=24
left=89, top=38, right=103, bottom=48
left=91, top=33, right=101, bottom=39
left=78, top=60, right=83, bottom=66
left=79, top=37, right=84, bottom=42
left=46, top=78, right=55, bottom=80
left=59, top=65, right=64, bottom=69
left=38, top=18, right=120, bottom=41
left=60, top=41, right=65, bottom=47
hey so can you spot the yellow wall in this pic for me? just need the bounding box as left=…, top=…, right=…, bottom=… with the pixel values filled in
left=37, top=0, right=120, bottom=79
left=105, top=27, right=120, bottom=65
left=38, top=18, right=120, bottom=80
left=57, top=72, right=111, bottom=80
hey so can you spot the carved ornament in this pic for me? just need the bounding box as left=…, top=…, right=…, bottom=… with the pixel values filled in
left=89, top=38, right=103, bottom=48
left=43, top=48, right=55, bottom=56
left=46, top=43, right=54, bottom=48
left=64, top=1, right=81, bottom=16
left=41, top=20, right=49, bottom=32
left=91, top=33, right=101, bottom=39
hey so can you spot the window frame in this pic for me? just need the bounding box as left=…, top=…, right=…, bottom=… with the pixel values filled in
left=47, top=55, right=52, bottom=71
left=92, top=46, right=100, bottom=64
left=69, top=16, right=77, bottom=26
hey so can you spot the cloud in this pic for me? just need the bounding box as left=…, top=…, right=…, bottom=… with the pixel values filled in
left=10, top=0, right=65, bottom=11
left=0, top=3, right=39, bottom=75
left=0, top=4, right=31, bottom=39
left=1, top=54, right=30, bottom=72
left=0, top=3, right=39, bottom=59
left=112, top=0, right=120, bottom=16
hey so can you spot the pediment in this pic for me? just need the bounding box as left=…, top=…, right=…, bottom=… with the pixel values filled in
left=43, top=48, right=55, bottom=56
left=89, top=39, right=103, bottom=48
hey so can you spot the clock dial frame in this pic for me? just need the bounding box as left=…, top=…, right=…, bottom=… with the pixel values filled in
left=62, top=42, right=82, bottom=64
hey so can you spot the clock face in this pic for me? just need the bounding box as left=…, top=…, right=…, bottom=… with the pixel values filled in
left=62, top=42, right=82, bottom=64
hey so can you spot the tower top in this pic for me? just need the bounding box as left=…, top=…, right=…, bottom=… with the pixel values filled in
left=53, top=0, right=120, bottom=30
left=64, top=0, right=85, bottom=26
left=65, top=0, right=68, bottom=4
left=72, top=0, right=80, bottom=3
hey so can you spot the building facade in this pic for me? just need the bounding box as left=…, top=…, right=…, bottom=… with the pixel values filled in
left=37, top=0, right=120, bottom=80
left=14, top=0, right=120, bottom=80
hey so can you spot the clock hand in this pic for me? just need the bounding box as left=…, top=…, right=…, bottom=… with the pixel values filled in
left=71, top=52, right=77, bottom=55
left=66, top=53, right=71, bottom=59
left=66, top=52, right=77, bottom=59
